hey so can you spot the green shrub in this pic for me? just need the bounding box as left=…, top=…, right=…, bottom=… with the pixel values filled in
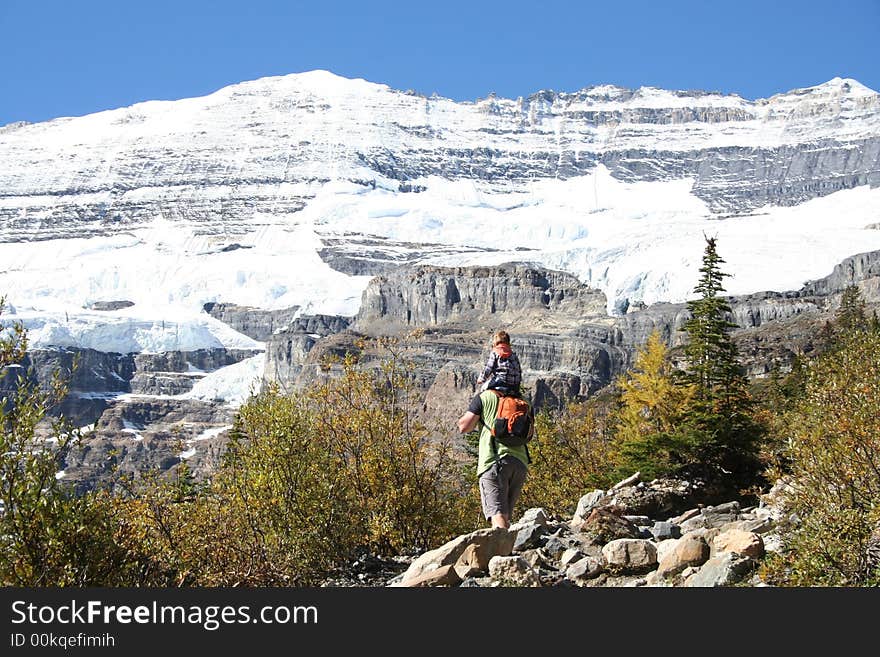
left=764, top=330, right=880, bottom=586
left=519, top=399, right=616, bottom=517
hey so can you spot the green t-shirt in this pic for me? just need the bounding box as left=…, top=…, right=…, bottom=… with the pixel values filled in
left=473, top=390, right=530, bottom=477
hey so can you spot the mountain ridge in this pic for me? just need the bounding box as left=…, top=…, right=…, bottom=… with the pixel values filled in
left=4, top=71, right=876, bottom=128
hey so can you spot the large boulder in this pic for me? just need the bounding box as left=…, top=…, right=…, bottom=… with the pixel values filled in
left=608, top=478, right=702, bottom=518
left=713, top=529, right=765, bottom=559
left=657, top=534, right=711, bottom=578
left=488, top=556, right=541, bottom=587
left=397, top=527, right=515, bottom=585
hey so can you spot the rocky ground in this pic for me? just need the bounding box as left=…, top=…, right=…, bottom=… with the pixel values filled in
left=332, top=474, right=793, bottom=588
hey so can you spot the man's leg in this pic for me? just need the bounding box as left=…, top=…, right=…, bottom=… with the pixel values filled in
left=490, top=512, right=509, bottom=529
left=504, top=457, right=528, bottom=523
left=480, top=457, right=527, bottom=529
left=479, top=465, right=508, bottom=528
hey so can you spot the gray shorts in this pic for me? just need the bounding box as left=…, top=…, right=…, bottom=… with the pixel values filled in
left=478, top=456, right=528, bottom=520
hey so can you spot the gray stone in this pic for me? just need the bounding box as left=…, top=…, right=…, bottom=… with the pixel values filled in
left=573, top=490, right=607, bottom=524
left=559, top=548, right=586, bottom=567
left=686, top=553, right=755, bottom=587
left=680, top=501, right=742, bottom=534
left=623, top=515, right=652, bottom=526
left=679, top=515, right=708, bottom=534
left=565, top=557, right=604, bottom=583
left=601, top=539, right=658, bottom=573
left=516, top=507, right=550, bottom=527
left=542, top=536, right=570, bottom=559
left=651, top=521, right=681, bottom=541
left=513, top=523, right=547, bottom=553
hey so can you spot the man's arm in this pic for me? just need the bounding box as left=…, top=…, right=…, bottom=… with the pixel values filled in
left=457, top=411, right=479, bottom=434
left=457, top=394, right=484, bottom=433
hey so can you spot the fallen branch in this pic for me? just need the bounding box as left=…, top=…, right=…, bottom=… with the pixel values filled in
left=608, top=471, right=641, bottom=493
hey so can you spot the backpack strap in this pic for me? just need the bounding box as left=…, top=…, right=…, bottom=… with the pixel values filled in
left=478, top=389, right=503, bottom=435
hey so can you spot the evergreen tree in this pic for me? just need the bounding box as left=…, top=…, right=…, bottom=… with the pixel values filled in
left=836, top=284, right=868, bottom=335
left=682, top=236, right=749, bottom=412
left=678, top=237, right=763, bottom=492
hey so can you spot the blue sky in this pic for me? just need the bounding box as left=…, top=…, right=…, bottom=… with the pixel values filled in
left=2, top=0, right=878, bottom=125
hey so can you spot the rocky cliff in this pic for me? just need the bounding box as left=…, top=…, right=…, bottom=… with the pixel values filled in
left=264, top=249, right=880, bottom=434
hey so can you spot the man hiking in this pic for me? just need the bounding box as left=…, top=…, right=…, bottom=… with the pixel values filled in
left=456, top=382, right=532, bottom=529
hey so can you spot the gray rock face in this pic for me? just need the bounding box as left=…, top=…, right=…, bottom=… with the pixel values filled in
left=16, top=344, right=261, bottom=490
left=86, top=300, right=135, bottom=311
left=355, top=264, right=608, bottom=330
left=318, top=235, right=504, bottom=277
left=61, top=397, right=235, bottom=493
left=801, top=249, right=880, bottom=296
left=261, top=314, right=354, bottom=386
left=17, top=346, right=262, bottom=427
left=202, top=302, right=302, bottom=341
left=259, top=243, right=880, bottom=428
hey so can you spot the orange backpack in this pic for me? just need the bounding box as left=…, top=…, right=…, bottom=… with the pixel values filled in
left=486, top=390, right=533, bottom=448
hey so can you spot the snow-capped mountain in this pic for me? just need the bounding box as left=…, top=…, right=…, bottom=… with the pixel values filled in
left=1, top=70, right=879, bottom=352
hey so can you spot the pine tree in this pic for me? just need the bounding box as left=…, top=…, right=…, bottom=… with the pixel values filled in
left=682, top=236, right=749, bottom=414
left=678, top=237, right=763, bottom=492
left=836, top=284, right=868, bottom=335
